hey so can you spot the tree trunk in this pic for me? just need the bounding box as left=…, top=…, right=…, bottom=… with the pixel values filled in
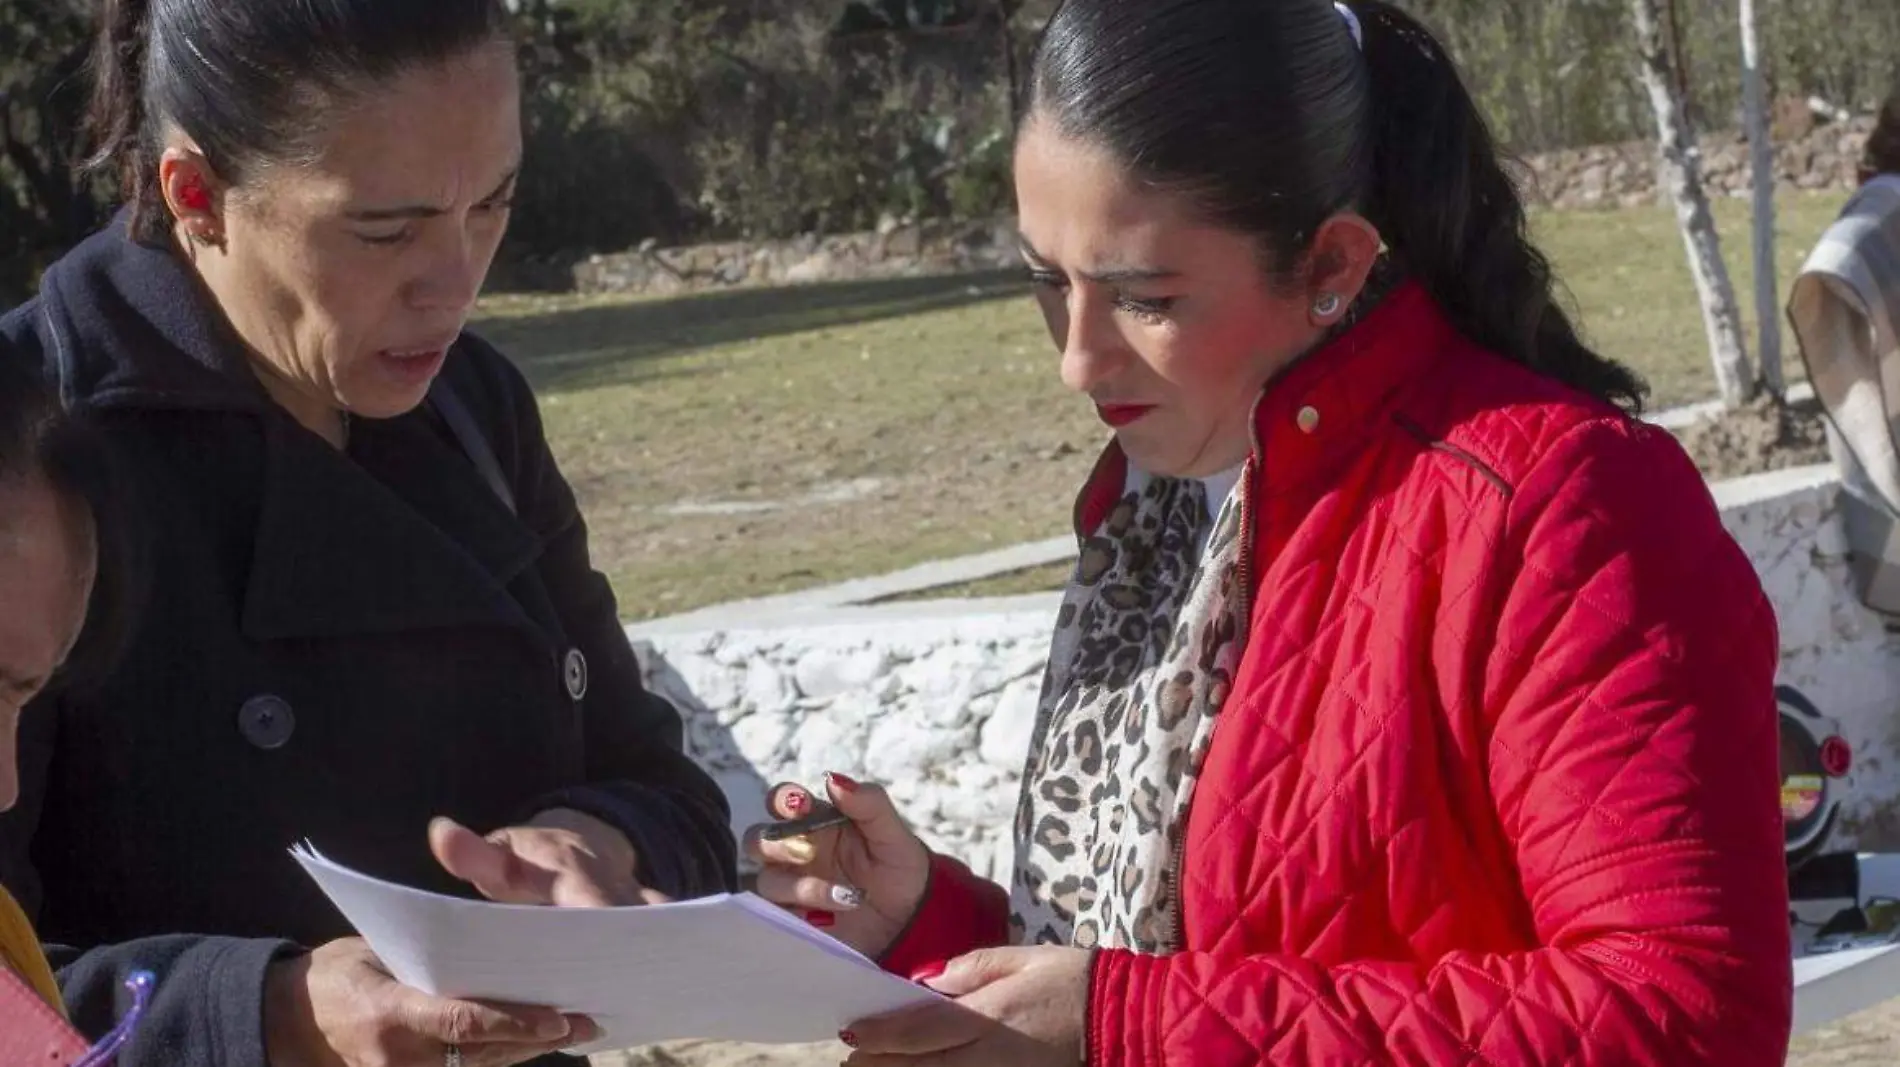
left=1739, top=0, right=1785, bottom=396
left=997, top=0, right=1020, bottom=134
left=1662, top=0, right=1698, bottom=131
left=1630, top=0, right=1754, bottom=408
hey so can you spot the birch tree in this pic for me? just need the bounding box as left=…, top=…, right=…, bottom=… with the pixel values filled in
left=1630, top=0, right=1755, bottom=408
left=1739, top=0, right=1784, bottom=396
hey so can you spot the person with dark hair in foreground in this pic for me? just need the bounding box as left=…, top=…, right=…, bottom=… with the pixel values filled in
left=0, top=346, right=127, bottom=1021
left=0, top=2, right=734, bottom=1065
left=753, top=3, right=1792, bottom=1065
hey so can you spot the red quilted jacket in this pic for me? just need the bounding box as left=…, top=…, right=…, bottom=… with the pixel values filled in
left=881, top=282, right=1792, bottom=1066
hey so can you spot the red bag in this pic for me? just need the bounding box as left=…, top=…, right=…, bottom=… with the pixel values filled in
left=0, top=965, right=88, bottom=1066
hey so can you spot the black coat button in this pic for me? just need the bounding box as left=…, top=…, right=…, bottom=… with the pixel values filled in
left=238, top=695, right=296, bottom=750
left=563, top=648, right=588, bottom=702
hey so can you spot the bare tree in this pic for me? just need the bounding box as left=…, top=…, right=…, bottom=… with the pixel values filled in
left=1662, top=0, right=1698, bottom=129
left=1630, top=0, right=1755, bottom=408
left=1739, top=0, right=1785, bottom=396
left=997, top=0, right=1021, bottom=134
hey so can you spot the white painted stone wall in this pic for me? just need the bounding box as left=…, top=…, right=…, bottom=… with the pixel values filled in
left=632, top=608, right=1060, bottom=884
left=1714, top=466, right=1900, bottom=847
left=628, top=463, right=1900, bottom=880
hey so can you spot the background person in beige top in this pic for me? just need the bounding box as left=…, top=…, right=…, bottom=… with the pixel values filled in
left=1788, top=80, right=1900, bottom=617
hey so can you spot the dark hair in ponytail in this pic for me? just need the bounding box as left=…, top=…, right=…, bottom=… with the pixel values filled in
left=83, top=0, right=513, bottom=245
left=1022, top=0, right=1647, bottom=413
left=84, top=0, right=158, bottom=235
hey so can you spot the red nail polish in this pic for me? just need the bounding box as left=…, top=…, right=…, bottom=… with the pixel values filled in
left=838, top=1030, right=859, bottom=1048
left=806, top=909, right=836, bottom=928
left=827, top=772, right=860, bottom=793
left=909, top=961, right=946, bottom=984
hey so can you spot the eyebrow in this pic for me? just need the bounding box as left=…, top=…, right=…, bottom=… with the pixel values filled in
left=344, top=165, right=522, bottom=223
left=1017, top=234, right=1181, bottom=285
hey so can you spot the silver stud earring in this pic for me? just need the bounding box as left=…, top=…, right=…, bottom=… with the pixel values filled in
left=1314, top=292, right=1343, bottom=319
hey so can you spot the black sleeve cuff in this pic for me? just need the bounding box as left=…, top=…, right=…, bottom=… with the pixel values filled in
left=49, top=935, right=301, bottom=1067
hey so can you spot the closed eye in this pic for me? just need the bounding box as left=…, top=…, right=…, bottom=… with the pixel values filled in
left=357, top=228, right=413, bottom=247
left=355, top=187, right=514, bottom=248
left=1025, top=267, right=1068, bottom=291
left=1115, top=295, right=1175, bottom=315
left=1114, top=294, right=1176, bottom=325
left=1026, top=268, right=1174, bottom=323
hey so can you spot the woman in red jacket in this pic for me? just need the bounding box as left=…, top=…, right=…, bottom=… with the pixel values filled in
left=751, top=1, right=1792, bottom=1064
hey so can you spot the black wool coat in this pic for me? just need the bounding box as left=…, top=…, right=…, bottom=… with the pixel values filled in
left=0, top=221, right=737, bottom=1067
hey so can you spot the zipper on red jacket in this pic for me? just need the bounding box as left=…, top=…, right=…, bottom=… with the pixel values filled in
left=1168, top=401, right=1264, bottom=954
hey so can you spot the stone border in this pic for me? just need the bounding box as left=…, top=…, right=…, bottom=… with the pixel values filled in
left=627, top=591, right=1063, bottom=638
left=1708, top=458, right=1838, bottom=509
left=629, top=537, right=1075, bottom=635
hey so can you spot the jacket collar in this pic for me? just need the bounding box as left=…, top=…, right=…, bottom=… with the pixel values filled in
left=1074, top=280, right=1455, bottom=536
left=35, top=216, right=542, bottom=642
left=1247, top=279, right=1453, bottom=497
left=36, top=213, right=270, bottom=415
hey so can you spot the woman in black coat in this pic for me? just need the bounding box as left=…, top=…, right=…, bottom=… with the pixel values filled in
left=0, top=2, right=735, bottom=1065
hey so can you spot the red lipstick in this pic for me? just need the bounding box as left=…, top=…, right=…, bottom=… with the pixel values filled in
left=1096, top=403, right=1156, bottom=428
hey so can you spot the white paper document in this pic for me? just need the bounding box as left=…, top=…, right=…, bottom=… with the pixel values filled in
left=291, top=844, right=941, bottom=1054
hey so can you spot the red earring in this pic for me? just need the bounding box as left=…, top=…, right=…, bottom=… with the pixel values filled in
left=177, top=175, right=212, bottom=214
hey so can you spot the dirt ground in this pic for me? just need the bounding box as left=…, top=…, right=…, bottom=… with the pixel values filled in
left=1788, top=999, right=1900, bottom=1066
left=590, top=994, right=1900, bottom=1067
left=1676, top=392, right=1831, bottom=482
left=594, top=1042, right=839, bottom=1067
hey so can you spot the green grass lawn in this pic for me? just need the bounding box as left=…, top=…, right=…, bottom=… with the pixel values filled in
left=472, top=192, right=1849, bottom=618
left=1536, top=192, right=1846, bottom=404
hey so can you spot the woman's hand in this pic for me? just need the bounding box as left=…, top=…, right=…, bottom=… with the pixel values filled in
left=263, top=938, right=598, bottom=1067
left=745, top=773, right=932, bottom=958
left=839, top=946, right=1091, bottom=1067
left=430, top=809, right=670, bottom=908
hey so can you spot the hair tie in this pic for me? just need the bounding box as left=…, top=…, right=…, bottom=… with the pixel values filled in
left=1333, top=1, right=1363, bottom=49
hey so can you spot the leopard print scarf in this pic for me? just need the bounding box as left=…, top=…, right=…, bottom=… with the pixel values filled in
left=1008, top=464, right=1249, bottom=953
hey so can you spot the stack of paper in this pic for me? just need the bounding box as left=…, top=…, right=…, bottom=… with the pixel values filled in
left=291, top=845, right=941, bottom=1055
